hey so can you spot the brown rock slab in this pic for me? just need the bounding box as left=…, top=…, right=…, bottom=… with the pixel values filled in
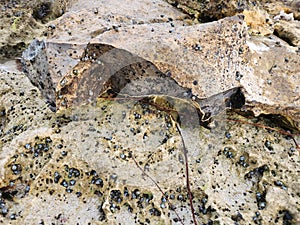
left=94, top=15, right=247, bottom=99
left=55, top=43, right=196, bottom=110
left=91, top=15, right=299, bottom=129
left=22, top=9, right=300, bottom=130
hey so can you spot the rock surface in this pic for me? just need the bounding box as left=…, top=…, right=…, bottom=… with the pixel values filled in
left=0, top=0, right=299, bottom=225
left=0, top=0, right=70, bottom=60
left=24, top=11, right=300, bottom=130
left=243, top=35, right=300, bottom=130
left=274, top=20, right=300, bottom=46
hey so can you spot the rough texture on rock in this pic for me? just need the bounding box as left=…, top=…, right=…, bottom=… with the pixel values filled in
left=26, top=15, right=248, bottom=105
left=274, top=20, right=300, bottom=46
left=94, top=16, right=247, bottom=99
left=25, top=11, right=299, bottom=130
left=45, top=0, right=187, bottom=43
left=244, top=35, right=300, bottom=130
left=0, top=68, right=299, bottom=224
left=165, top=0, right=300, bottom=22
left=164, top=0, right=250, bottom=22
left=0, top=0, right=299, bottom=224
left=21, top=39, right=85, bottom=110
left=243, top=9, right=273, bottom=35
left=0, top=0, right=69, bottom=60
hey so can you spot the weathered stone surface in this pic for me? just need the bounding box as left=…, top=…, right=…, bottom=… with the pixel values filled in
left=22, top=5, right=300, bottom=129
left=0, top=0, right=300, bottom=224
left=45, top=0, right=187, bottom=43
left=54, top=43, right=199, bottom=111
left=274, top=20, right=300, bottom=46
left=26, top=15, right=247, bottom=107
left=94, top=16, right=247, bottom=98
left=164, top=0, right=251, bottom=22
left=21, top=39, right=85, bottom=110
left=265, top=0, right=300, bottom=20
left=244, top=35, right=300, bottom=129
left=89, top=15, right=299, bottom=130
left=243, top=9, right=273, bottom=35
left=165, top=0, right=300, bottom=23
left=22, top=16, right=248, bottom=119
left=0, top=68, right=299, bottom=223
left=0, top=0, right=69, bottom=60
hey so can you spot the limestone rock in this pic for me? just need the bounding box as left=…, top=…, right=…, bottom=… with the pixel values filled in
left=243, top=35, right=300, bottom=129
left=22, top=11, right=300, bottom=130
left=94, top=15, right=247, bottom=99
left=0, top=67, right=299, bottom=223
left=164, top=0, right=250, bottom=22
left=243, top=9, right=273, bottom=35
left=45, top=0, right=187, bottom=43
left=274, top=20, right=300, bottom=46
left=90, top=15, right=299, bottom=130
left=1, top=0, right=299, bottom=224
left=0, top=0, right=69, bottom=60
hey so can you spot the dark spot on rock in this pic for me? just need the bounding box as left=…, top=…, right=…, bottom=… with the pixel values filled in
left=264, top=140, right=273, bottom=151
left=149, top=207, right=161, bottom=216
left=92, top=177, right=103, bottom=187
left=10, top=213, right=16, bottom=220
left=33, top=2, right=52, bottom=20
left=110, top=190, right=122, bottom=203
left=225, top=132, right=231, bottom=139
left=231, top=212, right=244, bottom=222
left=245, top=165, right=269, bottom=181
left=274, top=180, right=287, bottom=190
left=54, top=171, right=61, bottom=183
left=193, top=44, right=202, bottom=51
left=227, top=87, right=245, bottom=108
left=235, top=71, right=243, bottom=81
left=282, top=210, right=293, bottom=223
left=223, top=147, right=234, bottom=158
left=132, top=189, right=140, bottom=199
left=123, top=187, right=129, bottom=197
left=11, top=164, right=22, bottom=175
left=256, top=191, right=267, bottom=210
left=60, top=179, right=68, bottom=188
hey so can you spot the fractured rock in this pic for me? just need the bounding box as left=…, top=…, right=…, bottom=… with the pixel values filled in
left=22, top=11, right=300, bottom=130
left=21, top=39, right=85, bottom=111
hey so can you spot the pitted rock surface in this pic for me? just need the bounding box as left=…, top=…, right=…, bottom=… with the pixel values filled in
left=0, top=0, right=299, bottom=224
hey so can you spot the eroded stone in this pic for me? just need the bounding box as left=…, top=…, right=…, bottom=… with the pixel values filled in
left=274, top=20, right=300, bottom=46
left=0, top=0, right=299, bottom=224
